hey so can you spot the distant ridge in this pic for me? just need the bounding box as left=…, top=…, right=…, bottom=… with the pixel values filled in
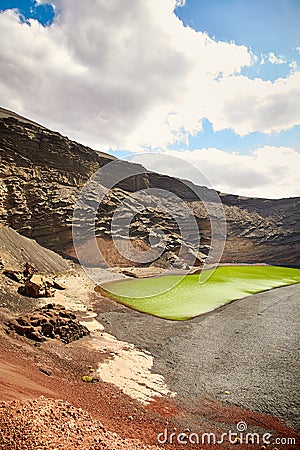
left=0, top=106, right=45, bottom=129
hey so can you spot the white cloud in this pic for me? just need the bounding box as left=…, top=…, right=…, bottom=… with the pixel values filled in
left=0, top=3, right=182, bottom=148
left=0, top=1, right=299, bottom=152
left=289, top=61, right=298, bottom=70
left=210, top=72, right=300, bottom=136
left=175, top=0, right=186, bottom=7
left=132, top=147, right=300, bottom=199
left=267, top=52, right=286, bottom=64
left=0, top=0, right=251, bottom=151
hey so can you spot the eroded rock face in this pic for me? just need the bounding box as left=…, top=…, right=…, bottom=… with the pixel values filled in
left=0, top=108, right=299, bottom=267
left=5, top=304, right=90, bottom=343
left=0, top=112, right=114, bottom=251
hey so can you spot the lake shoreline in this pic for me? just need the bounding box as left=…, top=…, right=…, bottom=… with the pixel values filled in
left=96, top=265, right=300, bottom=320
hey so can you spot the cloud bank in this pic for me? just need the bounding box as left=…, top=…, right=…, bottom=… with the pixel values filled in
left=132, top=146, right=300, bottom=199
left=1, top=0, right=299, bottom=151
left=0, top=0, right=299, bottom=198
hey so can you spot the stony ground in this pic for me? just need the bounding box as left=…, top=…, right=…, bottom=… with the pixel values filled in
left=0, top=227, right=299, bottom=449
left=0, top=304, right=299, bottom=450
left=0, top=397, right=162, bottom=450
left=96, top=283, right=300, bottom=432
left=0, top=334, right=168, bottom=450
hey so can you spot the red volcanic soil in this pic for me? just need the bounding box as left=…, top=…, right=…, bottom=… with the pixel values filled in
left=0, top=333, right=298, bottom=450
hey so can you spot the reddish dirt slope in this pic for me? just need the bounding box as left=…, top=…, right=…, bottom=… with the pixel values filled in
left=0, top=333, right=298, bottom=450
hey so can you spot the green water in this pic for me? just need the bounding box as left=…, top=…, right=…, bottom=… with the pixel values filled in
left=96, top=266, right=300, bottom=320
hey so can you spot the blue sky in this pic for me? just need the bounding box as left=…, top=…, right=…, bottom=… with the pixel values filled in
left=0, top=0, right=55, bottom=25
left=176, top=0, right=300, bottom=156
left=176, top=0, right=300, bottom=59
left=121, top=0, right=300, bottom=158
left=171, top=0, right=300, bottom=157
left=174, top=0, right=300, bottom=90
left=169, top=118, right=300, bottom=153
left=0, top=0, right=299, bottom=197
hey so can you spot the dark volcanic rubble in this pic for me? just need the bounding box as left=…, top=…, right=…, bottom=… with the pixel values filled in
left=4, top=303, right=90, bottom=343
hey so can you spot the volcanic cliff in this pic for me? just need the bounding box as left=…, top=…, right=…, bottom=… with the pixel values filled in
left=0, top=106, right=299, bottom=268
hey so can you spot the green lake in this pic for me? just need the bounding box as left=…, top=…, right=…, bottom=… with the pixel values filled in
left=96, top=265, right=300, bottom=320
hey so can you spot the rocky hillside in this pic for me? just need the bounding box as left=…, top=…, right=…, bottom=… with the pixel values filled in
left=0, top=225, right=70, bottom=313
left=1, top=107, right=299, bottom=267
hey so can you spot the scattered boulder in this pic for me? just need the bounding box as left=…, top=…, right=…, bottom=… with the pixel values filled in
left=19, top=282, right=40, bottom=298
left=3, top=270, right=24, bottom=283
left=18, top=281, right=55, bottom=298
left=39, top=367, right=52, bottom=376
left=5, top=304, right=90, bottom=344
left=52, top=280, right=65, bottom=290
left=3, top=263, right=37, bottom=284
left=23, top=263, right=37, bottom=280
left=119, top=269, right=138, bottom=278
left=3, top=263, right=64, bottom=298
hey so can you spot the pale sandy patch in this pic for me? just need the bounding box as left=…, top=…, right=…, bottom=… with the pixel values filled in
left=96, top=347, right=175, bottom=404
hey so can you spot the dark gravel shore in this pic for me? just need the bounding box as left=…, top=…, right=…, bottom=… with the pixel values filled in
left=95, top=283, right=300, bottom=431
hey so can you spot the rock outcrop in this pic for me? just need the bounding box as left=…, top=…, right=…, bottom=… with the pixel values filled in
left=0, top=108, right=114, bottom=251
left=5, top=303, right=90, bottom=343
left=0, top=107, right=299, bottom=267
left=0, top=226, right=73, bottom=314
left=3, top=262, right=66, bottom=298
